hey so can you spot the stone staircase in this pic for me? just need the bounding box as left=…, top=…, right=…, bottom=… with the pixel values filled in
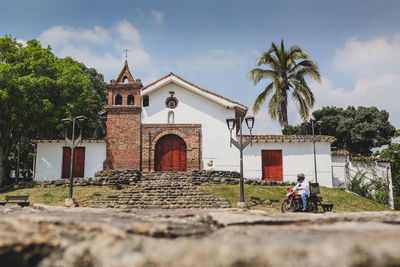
left=84, top=172, right=231, bottom=209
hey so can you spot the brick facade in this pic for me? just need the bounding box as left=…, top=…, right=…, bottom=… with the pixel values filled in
left=104, top=62, right=203, bottom=172
left=103, top=61, right=143, bottom=170
left=104, top=106, right=142, bottom=170
left=141, top=124, right=202, bottom=172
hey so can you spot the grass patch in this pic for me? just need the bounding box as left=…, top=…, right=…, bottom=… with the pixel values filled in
left=0, top=183, right=389, bottom=212
left=0, top=185, right=127, bottom=206
left=201, top=184, right=390, bottom=213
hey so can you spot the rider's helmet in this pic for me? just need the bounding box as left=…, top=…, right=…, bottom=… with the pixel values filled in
left=297, top=173, right=305, bottom=182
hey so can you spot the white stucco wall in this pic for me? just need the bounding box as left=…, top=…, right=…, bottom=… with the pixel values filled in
left=141, top=81, right=240, bottom=171
left=243, top=142, right=333, bottom=187
left=349, top=160, right=391, bottom=182
left=141, top=79, right=334, bottom=186
left=332, top=155, right=348, bottom=187
left=35, top=141, right=106, bottom=181
left=333, top=154, right=392, bottom=188
left=331, top=154, right=394, bottom=208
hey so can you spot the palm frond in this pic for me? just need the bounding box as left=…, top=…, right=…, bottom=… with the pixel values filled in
left=290, top=81, right=315, bottom=106
left=288, top=46, right=308, bottom=60
left=291, top=89, right=310, bottom=121
left=268, top=91, right=280, bottom=120
left=255, top=53, right=280, bottom=70
left=247, top=69, right=276, bottom=85
left=294, top=67, right=321, bottom=82
left=248, top=40, right=320, bottom=127
left=288, top=59, right=318, bottom=74
left=252, top=82, right=274, bottom=113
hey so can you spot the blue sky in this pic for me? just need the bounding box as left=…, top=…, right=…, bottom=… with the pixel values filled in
left=2, top=0, right=400, bottom=134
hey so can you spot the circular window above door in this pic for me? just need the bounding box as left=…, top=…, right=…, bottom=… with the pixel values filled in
left=165, top=97, right=178, bottom=109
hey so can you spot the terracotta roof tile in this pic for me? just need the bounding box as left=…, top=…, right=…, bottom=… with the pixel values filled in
left=331, top=151, right=393, bottom=163
left=331, top=150, right=350, bottom=155
left=141, top=73, right=173, bottom=90
left=242, top=135, right=336, bottom=144
left=351, top=156, right=393, bottom=163
left=32, top=139, right=105, bottom=143
left=141, top=73, right=248, bottom=109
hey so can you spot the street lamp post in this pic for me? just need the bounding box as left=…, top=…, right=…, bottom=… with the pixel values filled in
left=62, top=115, right=87, bottom=202
left=310, top=119, right=322, bottom=183
left=226, top=116, right=255, bottom=208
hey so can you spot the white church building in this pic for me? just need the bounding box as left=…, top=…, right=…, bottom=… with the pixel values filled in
left=34, top=62, right=337, bottom=187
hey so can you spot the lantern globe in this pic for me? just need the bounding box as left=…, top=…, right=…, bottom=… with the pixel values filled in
left=226, top=117, right=235, bottom=131
left=245, top=116, right=255, bottom=130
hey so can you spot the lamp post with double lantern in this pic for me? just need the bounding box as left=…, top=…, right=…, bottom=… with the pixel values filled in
left=226, top=116, right=255, bottom=208
left=61, top=115, right=87, bottom=205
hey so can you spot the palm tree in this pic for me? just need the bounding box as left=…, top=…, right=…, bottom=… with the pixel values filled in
left=247, top=40, right=321, bottom=128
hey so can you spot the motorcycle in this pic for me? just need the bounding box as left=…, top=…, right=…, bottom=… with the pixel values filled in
left=281, top=188, right=319, bottom=213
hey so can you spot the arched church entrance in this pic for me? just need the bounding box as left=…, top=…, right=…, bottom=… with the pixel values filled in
left=155, top=134, right=187, bottom=171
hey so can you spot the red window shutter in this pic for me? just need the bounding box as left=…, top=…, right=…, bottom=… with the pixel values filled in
left=62, top=147, right=71, bottom=178
left=62, top=147, right=85, bottom=178
left=262, top=150, right=283, bottom=181
left=73, top=147, right=85, bottom=177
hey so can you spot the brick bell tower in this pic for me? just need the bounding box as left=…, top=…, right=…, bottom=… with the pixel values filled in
left=103, top=60, right=143, bottom=170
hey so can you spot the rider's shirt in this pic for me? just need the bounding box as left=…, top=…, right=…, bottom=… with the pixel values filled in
left=293, top=179, right=310, bottom=197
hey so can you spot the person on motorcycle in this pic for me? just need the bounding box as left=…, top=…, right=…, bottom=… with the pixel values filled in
left=292, top=173, right=310, bottom=211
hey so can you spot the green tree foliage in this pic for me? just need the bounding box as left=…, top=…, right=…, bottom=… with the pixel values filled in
left=247, top=39, right=321, bottom=127
left=0, top=36, right=107, bottom=186
left=283, top=106, right=396, bottom=156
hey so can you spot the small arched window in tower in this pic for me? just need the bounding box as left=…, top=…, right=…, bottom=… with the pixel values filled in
left=168, top=111, right=174, bottom=124
left=123, top=76, right=128, bottom=83
left=143, top=95, right=149, bottom=107
left=115, top=94, right=122, bottom=105
left=127, top=95, right=134, bottom=105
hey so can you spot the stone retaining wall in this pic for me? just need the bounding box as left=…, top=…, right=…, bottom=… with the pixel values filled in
left=5, top=170, right=295, bottom=190
left=37, top=170, right=141, bottom=189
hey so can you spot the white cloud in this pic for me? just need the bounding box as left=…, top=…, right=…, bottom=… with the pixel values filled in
left=57, top=45, right=121, bottom=74
left=115, top=20, right=141, bottom=45
left=151, top=9, right=164, bottom=24
left=308, top=33, right=400, bottom=129
left=250, top=49, right=261, bottom=58
left=40, top=26, right=111, bottom=46
left=181, top=49, right=245, bottom=73
left=16, top=38, right=27, bottom=47
left=333, top=34, right=400, bottom=78
left=311, top=74, right=400, bottom=128
left=38, top=21, right=156, bottom=83
left=251, top=109, right=283, bottom=135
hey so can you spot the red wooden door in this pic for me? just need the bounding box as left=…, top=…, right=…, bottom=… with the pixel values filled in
left=62, top=147, right=85, bottom=178
left=261, top=150, right=283, bottom=181
left=155, top=135, right=187, bottom=171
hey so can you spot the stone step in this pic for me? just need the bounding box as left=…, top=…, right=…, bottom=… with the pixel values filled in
left=85, top=170, right=232, bottom=209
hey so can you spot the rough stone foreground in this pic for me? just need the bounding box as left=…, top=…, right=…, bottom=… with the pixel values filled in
left=0, top=206, right=400, bottom=267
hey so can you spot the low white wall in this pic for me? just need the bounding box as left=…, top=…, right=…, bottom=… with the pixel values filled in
left=242, top=142, right=333, bottom=187
left=332, top=155, right=347, bottom=187
left=332, top=155, right=392, bottom=188
left=35, top=141, right=106, bottom=181
left=332, top=154, right=394, bottom=209
left=349, top=161, right=391, bottom=182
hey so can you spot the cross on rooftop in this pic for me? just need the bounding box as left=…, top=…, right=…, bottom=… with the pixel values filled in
left=123, top=49, right=131, bottom=60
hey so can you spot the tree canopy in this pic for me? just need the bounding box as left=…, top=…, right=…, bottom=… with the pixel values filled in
left=282, top=106, right=396, bottom=156
left=247, top=39, right=320, bottom=127
left=0, top=36, right=107, bottom=186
